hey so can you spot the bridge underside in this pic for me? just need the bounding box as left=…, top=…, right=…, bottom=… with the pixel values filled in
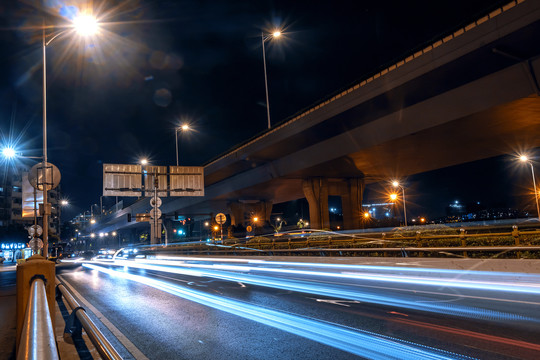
left=168, top=95, right=540, bottom=229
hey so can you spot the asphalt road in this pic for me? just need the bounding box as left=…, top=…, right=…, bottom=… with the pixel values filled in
left=55, top=257, right=540, bottom=360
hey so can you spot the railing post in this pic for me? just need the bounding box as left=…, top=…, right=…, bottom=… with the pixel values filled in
left=460, top=228, right=467, bottom=258
left=382, top=233, right=387, bottom=257
left=512, top=225, right=521, bottom=258
left=416, top=231, right=423, bottom=257
left=16, top=254, right=56, bottom=356
left=512, top=225, right=520, bottom=245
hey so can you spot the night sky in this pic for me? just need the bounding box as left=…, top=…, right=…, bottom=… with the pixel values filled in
left=0, top=0, right=531, bottom=221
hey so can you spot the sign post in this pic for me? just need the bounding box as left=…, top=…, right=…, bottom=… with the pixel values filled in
left=215, top=213, right=226, bottom=242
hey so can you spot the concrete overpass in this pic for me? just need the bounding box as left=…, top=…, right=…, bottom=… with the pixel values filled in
left=91, top=0, right=540, bottom=236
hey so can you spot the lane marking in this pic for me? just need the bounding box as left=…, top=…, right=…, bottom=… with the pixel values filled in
left=57, top=274, right=149, bottom=360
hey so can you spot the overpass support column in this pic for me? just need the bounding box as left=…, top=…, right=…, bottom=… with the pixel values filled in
left=303, top=178, right=330, bottom=229
left=341, top=178, right=365, bottom=230
left=229, top=202, right=245, bottom=226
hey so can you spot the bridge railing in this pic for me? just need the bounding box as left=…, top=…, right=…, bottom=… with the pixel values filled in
left=139, top=225, right=540, bottom=258
left=18, top=277, right=59, bottom=360
left=55, top=279, right=123, bottom=360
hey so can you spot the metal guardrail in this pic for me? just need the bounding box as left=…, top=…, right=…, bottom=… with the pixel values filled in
left=18, top=278, right=59, bottom=360
left=141, top=225, right=540, bottom=258
left=55, top=279, right=123, bottom=360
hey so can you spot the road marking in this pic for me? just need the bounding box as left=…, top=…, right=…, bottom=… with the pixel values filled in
left=57, top=275, right=149, bottom=360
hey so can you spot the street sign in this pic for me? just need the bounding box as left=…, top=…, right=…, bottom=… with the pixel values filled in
left=29, top=238, right=43, bottom=250
left=136, top=213, right=151, bottom=222
left=103, top=164, right=142, bottom=196
left=170, top=166, right=204, bottom=196
left=29, top=162, right=61, bottom=191
left=150, top=208, right=162, bottom=220
left=150, top=196, right=162, bottom=207
left=215, top=213, right=226, bottom=225
left=144, top=166, right=168, bottom=197
left=27, top=225, right=43, bottom=237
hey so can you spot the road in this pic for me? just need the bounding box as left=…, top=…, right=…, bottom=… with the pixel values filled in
left=56, top=256, right=540, bottom=360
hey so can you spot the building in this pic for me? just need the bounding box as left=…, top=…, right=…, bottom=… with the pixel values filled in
left=0, top=162, right=60, bottom=256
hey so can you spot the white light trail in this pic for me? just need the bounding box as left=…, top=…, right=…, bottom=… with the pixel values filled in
left=83, top=263, right=472, bottom=360
left=87, top=259, right=538, bottom=322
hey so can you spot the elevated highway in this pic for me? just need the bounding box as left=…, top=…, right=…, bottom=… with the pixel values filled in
left=91, top=0, right=540, bottom=235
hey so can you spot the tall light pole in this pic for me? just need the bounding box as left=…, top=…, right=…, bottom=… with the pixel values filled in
left=261, top=30, right=282, bottom=129
left=519, top=155, right=540, bottom=221
left=392, top=180, right=408, bottom=227
left=41, top=14, right=99, bottom=256
left=175, top=124, right=190, bottom=166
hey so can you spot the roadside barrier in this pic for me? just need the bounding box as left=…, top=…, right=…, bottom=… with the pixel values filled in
left=55, top=279, right=123, bottom=360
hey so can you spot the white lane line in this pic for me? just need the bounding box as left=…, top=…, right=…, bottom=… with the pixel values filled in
left=57, top=274, right=149, bottom=360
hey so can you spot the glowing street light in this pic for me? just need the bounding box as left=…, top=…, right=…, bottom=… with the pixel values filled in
left=40, top=12, right=101, bottom=257
left=175, top=123, right=190, bottom=166
left=518, top=155, right=540, bottom=221
left=261, top=29, right=283, bottom=129
left=73, top=14, right=99, bottom=36
left=140, top=158, right=148, bottom=165
left=391, top=180, right=408, bottom=227
left=2, top=147, right=16, bottom=159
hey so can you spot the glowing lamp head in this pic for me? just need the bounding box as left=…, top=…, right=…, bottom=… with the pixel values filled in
left=181, top=124, right=190, bottom=131
left=73, top=14, right=99, bottom=36
left=392, top=181, right=399, bottom=187
left=520, top=155, right=529, bottom=163
left=272, top=31, right=282, bottom=38
left=90, top=218, right=96, bottom=224
left=2, top=147, right=16, bottom=159
left=253, top=217, right=259, bottom=222
left=213, top=225, right=219, bottom=231
left=363, top=212, right=370, bottom=219
left=140, top=159, right=148, bottom=165
left=61, top=200, right=69, bottom=206
left=112, top=231, right=117, bottom=236
left=390, top=193, right=398, bottom=201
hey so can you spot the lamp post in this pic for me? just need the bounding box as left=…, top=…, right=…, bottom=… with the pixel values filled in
left=392, top=181, right=408, bottom=227
left=41, top=13, right=99, bottom=257
left=519, top=155, right=540, bottom=221
left=175, top=124, right=190, bottom=166
left=261, top=30, right=282, bottom=129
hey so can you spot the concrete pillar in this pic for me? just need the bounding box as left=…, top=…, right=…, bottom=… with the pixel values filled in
left=302, top=178, right=330, bottom=229
left=229, top=202, right=245, bottom=226
left=341, top=178, right=365, bottom=230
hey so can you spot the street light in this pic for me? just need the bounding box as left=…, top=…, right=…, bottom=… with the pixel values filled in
left=519, top=155, right=540, bottom=221
left=41, top=13, right=100, bottom=257
left=2, top=147, right=16, bottom=159
left=391, top=180, right=408, bottom=227
left=261, top=30, right=282, bottom=129
left=175, top=124, right=190, bottom=166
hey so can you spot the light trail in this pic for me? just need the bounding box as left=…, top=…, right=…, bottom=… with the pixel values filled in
left=126, top=258, right=540, bottom=294
left=82, top=263, right=474, bottom=360
left=87, top=259, right=538, bottom=323
left=148, top=256, right=540, bottom=290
